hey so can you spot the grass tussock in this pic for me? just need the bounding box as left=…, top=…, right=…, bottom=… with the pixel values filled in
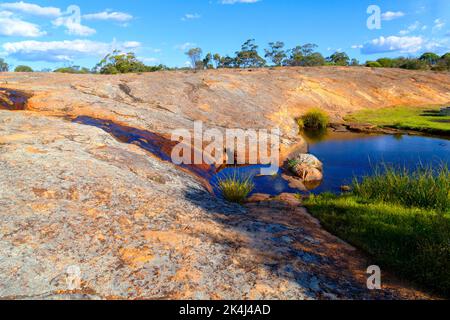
left=298, top=109, right=329, bottom=130
left=217, top=173, right=255, bottom=204
left=305, top=165, right=450, bottom=296
left=353, top=165, right=450, bottom=212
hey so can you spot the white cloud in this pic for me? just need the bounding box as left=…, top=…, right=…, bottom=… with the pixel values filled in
left=182, top=13, right=201, bottom=21
left=433, top=19, right=445, bottom=32
left=361, top=36, right=424, bottom=54
left=175, top=42, right=197, bottom=51
left=53, top=16, right=96, bottom=36
left=52, top=6, right=96, bottom=36
left=122, top=41, right=141, bottom=49
left=381, top=11, right=405, bottom=21
left=2, top=39, right=141, bottom=62
left=423, top=38, right=450, bottom=52
left=351, top=44, right=363, bottom=49
left=83, top=11, right=133, bottom=22
left=399, top=21, right=421, bottom=35
left=220, top=0, right=261, bottom=4
left=0, top=11, right=46, bottom=37
left=0, top=1, right=61, bottom=17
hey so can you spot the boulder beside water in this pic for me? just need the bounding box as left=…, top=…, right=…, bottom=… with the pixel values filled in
left=287, top=154, right=324, bottom=182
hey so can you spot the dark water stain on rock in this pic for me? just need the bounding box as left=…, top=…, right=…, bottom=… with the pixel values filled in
left=72, top=116, right=216, bottom=183
left=0, top=88, right=30, bottom=111
left=73, top=116, right=309, bottom=198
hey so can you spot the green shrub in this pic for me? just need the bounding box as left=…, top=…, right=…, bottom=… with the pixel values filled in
left=353, top=165, right=450, bottom=212
left=376, top=58, right=395, bottom=68
left=217, top=173, right=254, bottom=204
left=54, top=66, right=90, bottom=74
left=398, top=58, right=429, bottom=70
left=287, top=159, right=299, bottom=170
left=94, top=50, right=165, bottom=74
left=305, top=194, right=450, bottom=296
left=305, top=164, right=450, bottom=296
left=14, top=65, right=33, bottom=72
left=297, top=118, right=304, bottom=130
left=300, top=109, right=329, bottom=130
left=366, top=61, right=382, bottom=68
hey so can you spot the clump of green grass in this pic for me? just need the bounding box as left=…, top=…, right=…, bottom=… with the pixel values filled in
left=305, top=165, right=450, bottom=296
left=353, top=165, right=450, bottom=212
left=345, top=106, right=450, bottom=136
left=217, top=173, right=255, bottom=204
left=297, top=118, right=304, bottom=130
left=298, top=109, right=329, bottom=130
left=287, top=159, right=299, bottom=171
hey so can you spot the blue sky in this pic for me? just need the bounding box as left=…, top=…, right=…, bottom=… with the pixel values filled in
left=0, top=0, right=449, bottom=70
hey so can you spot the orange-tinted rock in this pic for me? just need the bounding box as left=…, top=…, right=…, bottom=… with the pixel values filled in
left=292, top=164, right=324, bottom=182
left=1, top=67, right=450, bottom=151
left=277, top=193, right=302, bottom=206
left=0, top=67, right=445, bottom=300
left=246, top=193, right=271, bottom=203
left=281, top=174, right=308, bottom=191
left=289, top=154, right=324, bottom=182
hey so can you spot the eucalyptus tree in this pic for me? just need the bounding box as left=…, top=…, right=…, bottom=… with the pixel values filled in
left=264, top=41, right=286, bottom=66
left=186, top=47, right=203, bottom=70
left=235, top=39, right=266, bottom=68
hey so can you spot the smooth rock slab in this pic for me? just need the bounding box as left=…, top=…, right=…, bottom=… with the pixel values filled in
left=0, top=112, right=432, bottom=300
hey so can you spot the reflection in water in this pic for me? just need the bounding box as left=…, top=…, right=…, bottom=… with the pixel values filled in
left=72, top=116, right=450, bottom=197
left=211, top=165, right=303, bottom=197
left=301, top=128, right=329, bottom=143
left=213, top=131, right=450, bottom=196
left=0, top=88, right=29, bottom=110
left=308, top=131, right=450, bottom=194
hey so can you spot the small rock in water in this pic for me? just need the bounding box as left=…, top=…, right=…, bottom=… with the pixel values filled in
left=293, top=165, right=323, bottom=182
left=295, top=154, right=323, bottom=171
left=340, top=185, right=352, bottom=192
left=287, top=153, right=324, bottom=182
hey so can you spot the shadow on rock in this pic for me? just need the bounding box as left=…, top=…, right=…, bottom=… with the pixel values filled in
left=182, top=187, right=406, bottom=300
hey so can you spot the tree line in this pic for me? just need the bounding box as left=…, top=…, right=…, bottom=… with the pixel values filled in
left=0, top=39, right=449, bottom=74
left=187, top=40, right=359, bottom=69
left=187, top=39, right=450, bottom=72
left=0, top=51, right=168, bottom=74
left=365, top=53, right=450, bottom=71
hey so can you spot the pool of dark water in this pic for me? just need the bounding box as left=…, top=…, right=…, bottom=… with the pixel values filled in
left=308, top=131, right=450, bottom=194
left=72, top=115, right=449, bottom=197
left=210, top=165, right=302, bottom=197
